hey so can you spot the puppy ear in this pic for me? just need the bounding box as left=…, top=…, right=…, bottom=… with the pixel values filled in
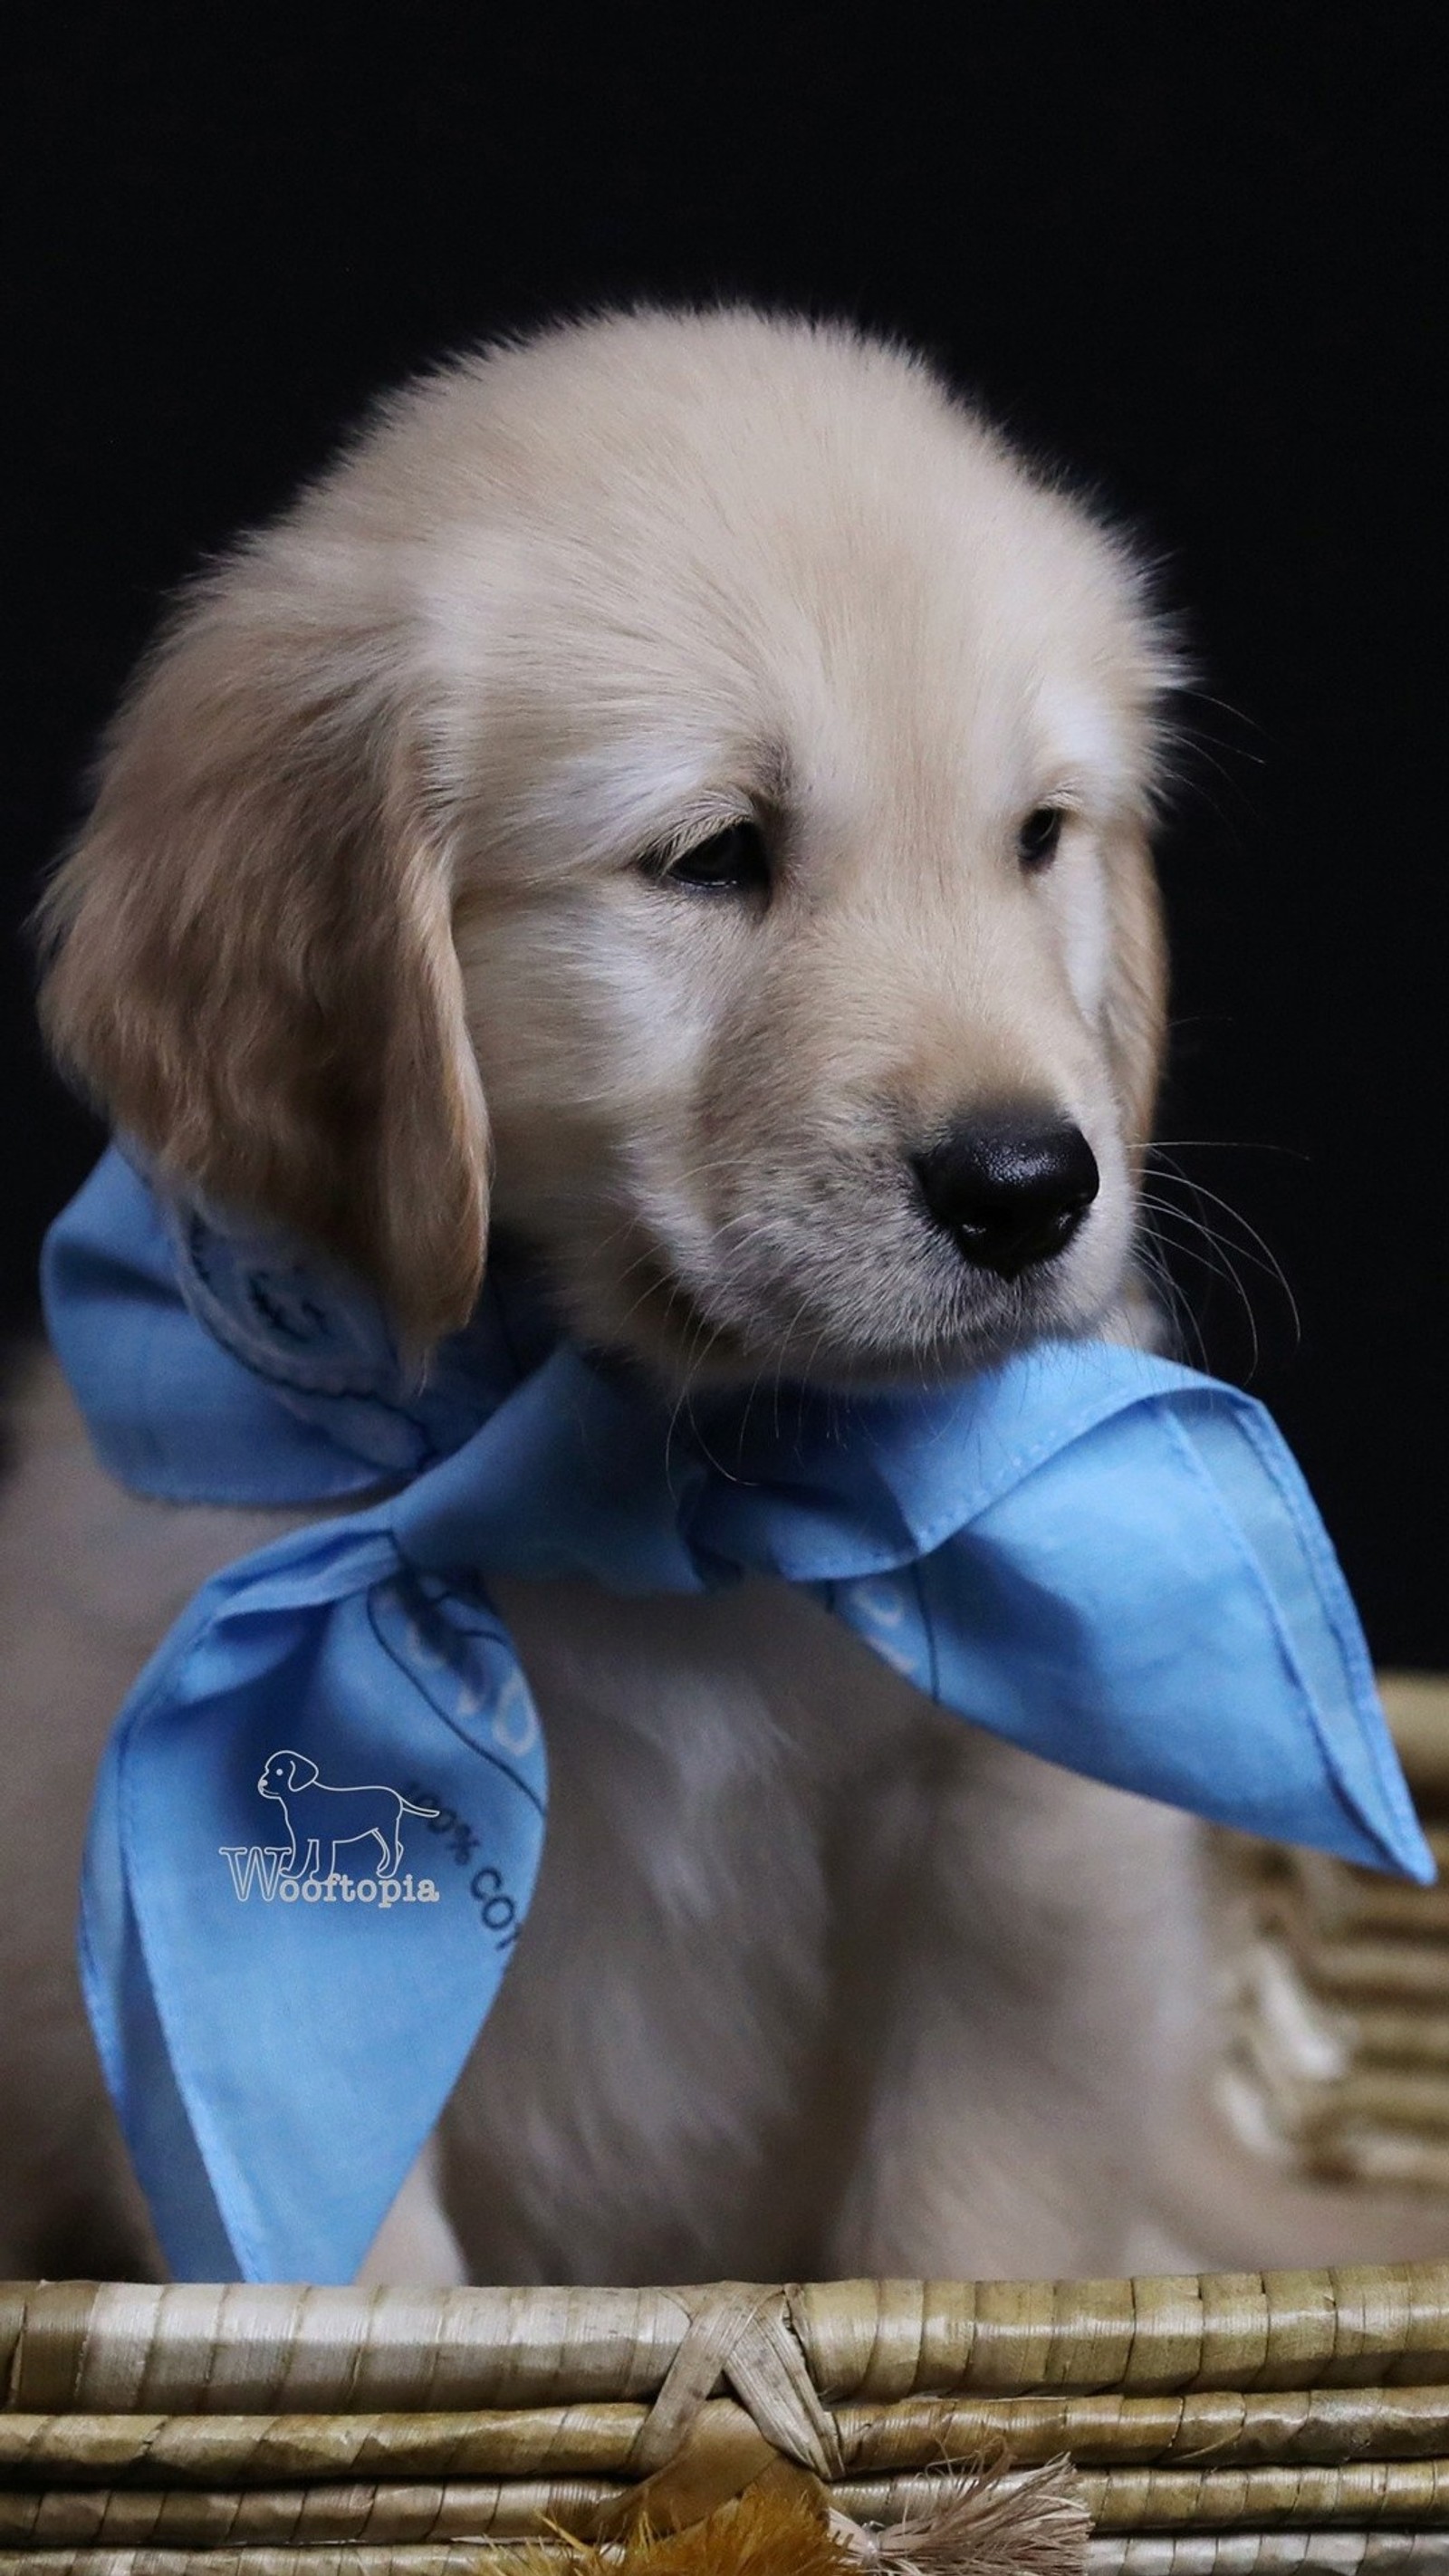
left=1101, top=825, right=1168, bottom=1170
left=38, top=558, right=489, bottom=1349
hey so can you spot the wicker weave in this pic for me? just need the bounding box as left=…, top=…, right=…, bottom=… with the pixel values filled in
left=5, top=2269, right=1449, bottom=2570
left=1217, top=1674, right=1449, bottom=2195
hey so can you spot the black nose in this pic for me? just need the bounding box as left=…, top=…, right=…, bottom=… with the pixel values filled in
left=912, top=1117, right=1099, bottom=1279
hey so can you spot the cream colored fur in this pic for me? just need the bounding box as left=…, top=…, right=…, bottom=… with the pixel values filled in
left=5, top=309, right=1441, bottom=2283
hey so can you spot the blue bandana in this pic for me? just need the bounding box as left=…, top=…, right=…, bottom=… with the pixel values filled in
left=43, top=1145, right=1431, bottom=2285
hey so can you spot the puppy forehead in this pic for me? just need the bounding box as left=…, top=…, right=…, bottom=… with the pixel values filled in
left=406, top=317, right=1160, bottom=845
left=458, top=512, right=1141, bottom=852
left=486, top=610, right=1141, bottom=870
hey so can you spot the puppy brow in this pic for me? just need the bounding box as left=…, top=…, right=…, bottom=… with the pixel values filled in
left=533, top=740, right=791, bottom=870
left=1032, top=691, right=1145, bottom=818
left=751, top=740, right=792, bottom=806
left=645, top=746, right=793, bottom=864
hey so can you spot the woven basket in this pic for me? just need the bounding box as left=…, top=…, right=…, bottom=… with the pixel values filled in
left=1217, top=1675, right=1449, bottom=2196
left=8, top=1680, right=1449, bottom=2573
left=7, top=2268, right=1449, bottom=2571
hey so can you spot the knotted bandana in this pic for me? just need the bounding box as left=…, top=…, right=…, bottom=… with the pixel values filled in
left=43, top=1145, right=1431, bottom=2285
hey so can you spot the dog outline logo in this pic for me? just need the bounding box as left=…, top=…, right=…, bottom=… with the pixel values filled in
left=257, top=1748, right=439, bottom=1881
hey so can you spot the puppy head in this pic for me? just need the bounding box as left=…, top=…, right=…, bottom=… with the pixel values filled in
left=41, top=310, right=1174, bottom=1386
left=258, top=1752, right=316, bottom=1798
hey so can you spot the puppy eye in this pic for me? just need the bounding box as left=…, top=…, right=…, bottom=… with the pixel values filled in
left=646, top=821, right=772, bottom=897
left=1017, top=805, right=1065, bottom=870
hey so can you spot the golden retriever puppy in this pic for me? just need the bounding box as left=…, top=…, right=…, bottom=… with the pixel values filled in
left=3, top=308, right=1437, bottom=2285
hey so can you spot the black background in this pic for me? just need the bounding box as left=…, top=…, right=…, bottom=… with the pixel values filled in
left=5, top=8, right=1443, bottom=1658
